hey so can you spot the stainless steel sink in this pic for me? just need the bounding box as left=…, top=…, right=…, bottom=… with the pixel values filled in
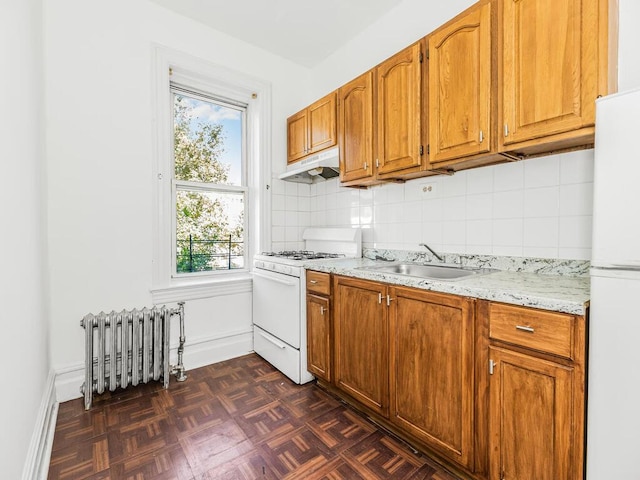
left=358, top=262, right=497, bottom=280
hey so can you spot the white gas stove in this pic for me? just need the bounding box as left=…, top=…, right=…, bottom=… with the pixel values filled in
left=252, top=228, right=362, bottom=384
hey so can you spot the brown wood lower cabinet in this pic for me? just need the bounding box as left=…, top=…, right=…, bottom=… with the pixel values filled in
left=306, top=293, right=331, bottom=382
left=310, top=275, right=587, bottom=480
left=333, top=276, right=389, bottom=417
left=488, top=347, right=574, bottom=480
left=390, top=286, right=476, bottom=470
left=487, top=302, right=586, bottom=480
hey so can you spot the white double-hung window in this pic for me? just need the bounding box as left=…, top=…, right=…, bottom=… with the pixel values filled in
left=171, top=86, right=247, bottom=274
left=152, top=48, right=271, bottom=295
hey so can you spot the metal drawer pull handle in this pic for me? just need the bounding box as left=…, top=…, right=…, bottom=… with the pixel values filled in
left=516, top=325, right=535, bottom=333
left=309, top=280, right=318, bottom=284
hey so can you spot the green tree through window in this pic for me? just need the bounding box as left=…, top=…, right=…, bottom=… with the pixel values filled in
left=173, top=92, right=246, bottom=273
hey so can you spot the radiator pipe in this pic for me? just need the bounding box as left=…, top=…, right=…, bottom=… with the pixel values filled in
left=171, top=301, right=187, bottom=382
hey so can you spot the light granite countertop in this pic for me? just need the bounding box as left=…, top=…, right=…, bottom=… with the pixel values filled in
left=303, top=257, right=590, bottom=315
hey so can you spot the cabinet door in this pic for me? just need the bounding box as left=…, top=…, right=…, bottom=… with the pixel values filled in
left=308, top=92, right=337, bottom=155
left=334, top=276, right=388, bottom=417
left=287, top=109, right=308, bottom=163
left=376, top=43, right=423, bottom=176
left=389, top=287, right=475, bottom=469
left=338, top=71, right=375, bottom=183
left=489, top=347, right=574, bottom=480
left=306, top=294, right=331, bottom=382
left=500, top=0, right=599, bottom=147
left=429, top=2, right=492, bottom=163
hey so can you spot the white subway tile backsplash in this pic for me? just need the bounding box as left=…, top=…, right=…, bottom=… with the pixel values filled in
left=442, top=220, right=466, bottom=246
left=493, top=190, right=524, bottom=219
left=272, top=210, right=285, bottom=226
left=423, top=198, right=444, bottom=222
left=402, top=201, right=423, bottom=224
left=493, top=161, right=524, bottom=192
left=492, top=218, right=523, bottom=246
left=443, top=195, right=466, bottom=221
left=559, top=182, right=593, bottom=216
left=272, top=226, right=285, bottom=242
left=440, top=171, right=467, bottom=198
left=524, top=217, right=559, bottom=247
left=559, top=216, right=593, bottom=249
left=272, top=194, right=285, bottom=211
left=492, top=245, right=523, bottom=256
left=360, top=205, right=373, bottom=225
left=272, top=179, right=286, bottom=195
left=274, top=150, right=595, bottom=260
left=523, top=246, right=559, bottom=258
left=297, top=183, right=310, bottom=196
left=466, top=193, right=493, bottom=220
left=285, top=181, right=298, bottom=196
left=285, top=211, right=299, bottom=226
left=285, top=226, right=298, bottom=242
left=524, top=186, right=559, bottom=218
left=524, top=156, right=560, bottom=188
left=466, top=167, right=494, bottom=194
left=421, top=221, right=443, bottom=247
left=560, top=149, right=595, bottom=184
left=298, top=196, right=311, bottom=212
left=466, top=220, right=493, bottom=246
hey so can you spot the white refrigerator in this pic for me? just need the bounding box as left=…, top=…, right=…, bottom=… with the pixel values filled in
left=587, top=88, right=640, bottom=479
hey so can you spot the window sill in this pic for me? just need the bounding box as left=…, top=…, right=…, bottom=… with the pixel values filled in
left=151, top=272, right=253, bottom=304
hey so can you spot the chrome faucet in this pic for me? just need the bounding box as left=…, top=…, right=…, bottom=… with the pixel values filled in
left=419, top=243, right=444, bottom=262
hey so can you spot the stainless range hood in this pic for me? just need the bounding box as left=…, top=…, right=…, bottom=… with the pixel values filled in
left=278, top=146, right=340, bottom=183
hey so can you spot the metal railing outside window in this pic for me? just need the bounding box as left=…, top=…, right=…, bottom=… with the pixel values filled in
left=176, top=235, right=244, bottom=273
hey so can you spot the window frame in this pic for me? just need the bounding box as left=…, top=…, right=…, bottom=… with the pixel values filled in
left=170, top=87, right=249, bottom=277
left=151, top=46, right=271, bottom=297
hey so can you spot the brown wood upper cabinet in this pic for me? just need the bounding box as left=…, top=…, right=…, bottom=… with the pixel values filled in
left=376, top=42, right=425, bottom=178
left=338, top=71, right=375, bottom=184
left=338, top=42, right=427, bottom=186
left=287, top=91, right=337, bottom=164
left=428, top=1, right=495, bottom=167
left=498, top=0, right=616, bottom=156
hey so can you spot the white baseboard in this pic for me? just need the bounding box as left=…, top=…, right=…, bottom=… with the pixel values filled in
left=54, top=328, right=254, bottom=403
left=22, top=370, right=58, bottom=480
left=181, top=329, right=253, bottom=371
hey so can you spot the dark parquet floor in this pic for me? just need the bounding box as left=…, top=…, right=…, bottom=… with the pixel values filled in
left=48, top=354, right=461, bottom=479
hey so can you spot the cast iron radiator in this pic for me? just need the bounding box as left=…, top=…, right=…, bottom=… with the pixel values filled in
left=80, top=302, right=186, bottom=410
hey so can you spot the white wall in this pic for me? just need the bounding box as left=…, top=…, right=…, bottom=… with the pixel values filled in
left=0, top=0, right=51, bottom=477
left=44, top=0, right=311, bottom=390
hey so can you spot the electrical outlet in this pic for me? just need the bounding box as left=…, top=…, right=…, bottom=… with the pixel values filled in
left=420, top=182, right=437, bottom=197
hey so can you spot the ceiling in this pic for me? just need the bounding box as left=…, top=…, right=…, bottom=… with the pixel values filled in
left=149, top=0, right=406, bottom=67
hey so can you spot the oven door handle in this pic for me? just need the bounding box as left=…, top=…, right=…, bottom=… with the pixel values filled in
left=253, top=270, right=298, bottom=287
left=258, top=331, right=287, bottom=349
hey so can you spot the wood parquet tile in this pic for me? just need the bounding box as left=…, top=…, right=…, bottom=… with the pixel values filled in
left=48, top=353, right=462, bottom=480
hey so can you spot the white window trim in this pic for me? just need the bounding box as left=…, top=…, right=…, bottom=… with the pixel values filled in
left=151, top=45, right=271, bottom=300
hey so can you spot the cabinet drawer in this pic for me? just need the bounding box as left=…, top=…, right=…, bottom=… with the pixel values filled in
left=489, top=303, right=574, bottom=359
left=306, top=271, right=331, bottom=295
